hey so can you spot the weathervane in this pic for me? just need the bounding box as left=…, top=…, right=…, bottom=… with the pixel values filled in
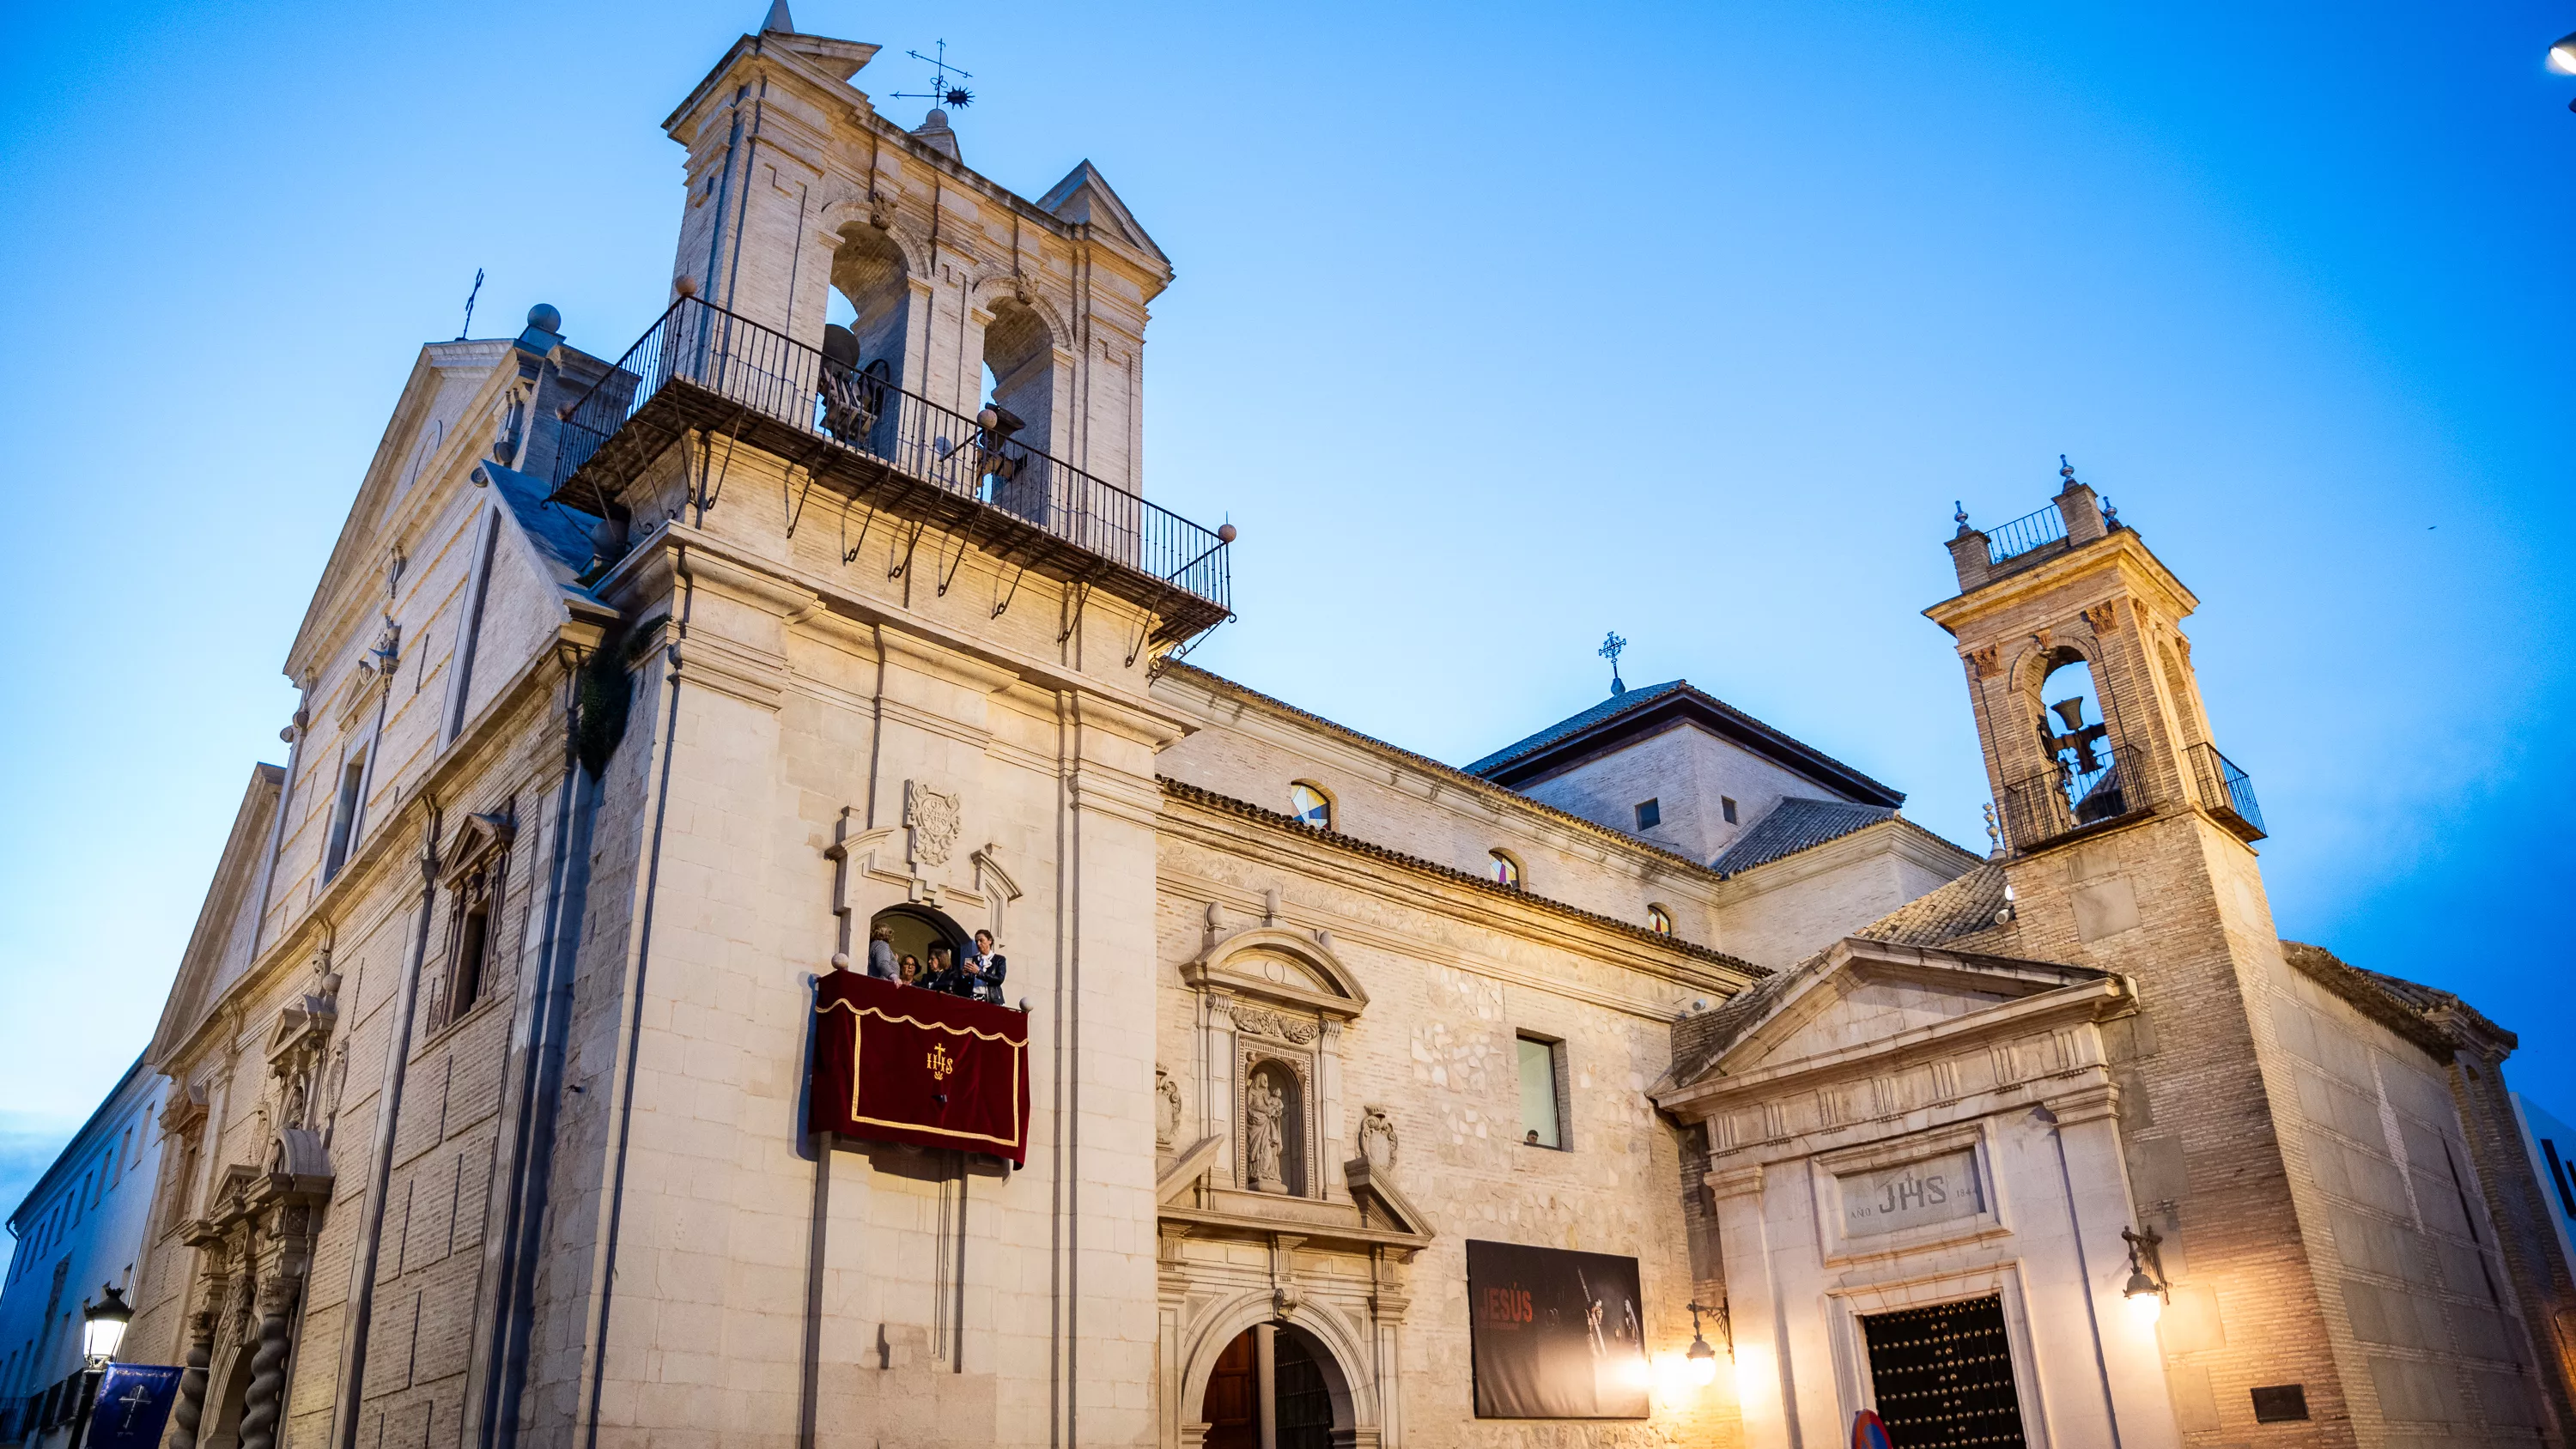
left=1600, top=631, right=1628, bottom=696
left=893, top=39, right=975, bottom=110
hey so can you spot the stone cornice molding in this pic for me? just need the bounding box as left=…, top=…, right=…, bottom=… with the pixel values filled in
left=1705, top=1162, right=1765, bottom=1203
left=1158, top=779, right=1765, bottom=986
left=1923, top=527, right=2201, bottom=638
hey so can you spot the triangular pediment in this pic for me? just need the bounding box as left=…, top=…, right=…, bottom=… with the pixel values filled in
left=1678, top=939, right=2115, bottom=1088
left=1036, top=161, right=1168, bottom=268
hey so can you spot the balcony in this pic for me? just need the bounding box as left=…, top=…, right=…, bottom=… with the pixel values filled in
left=2186, top=743, right=2267, bottom=842
left=1996, top=744, right=2138, bottom=852
left=548, top=296, right=1232, bottom=645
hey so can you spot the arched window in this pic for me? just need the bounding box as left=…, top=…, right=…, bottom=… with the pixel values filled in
left=1648, top=905, right=1674, bottom=936
left=1489, top=850, right=1522, bottom=888
left=1288, top=782, right=1333, bottom=831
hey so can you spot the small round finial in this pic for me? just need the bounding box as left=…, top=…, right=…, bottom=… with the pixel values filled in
left=556, top=402, right=575, bottom=420
left=829, top=951, right=851, bottom=972
left=674, top=276, right=701, bottom=299
left=2060, top=453, right=2076, bottom=482
left=1953, top=500, right=1968, bottom=526
left=924, top=106, right=949, bottom=126
left=1217, top=524, right=1239, bottom=543
left=527, top=303, right=562, bottom=333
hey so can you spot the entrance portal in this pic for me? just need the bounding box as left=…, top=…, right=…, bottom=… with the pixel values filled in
left=1200, top=1325, right=1339, bottom=1449
left=1859, top=1295, right=2028, bottom=1447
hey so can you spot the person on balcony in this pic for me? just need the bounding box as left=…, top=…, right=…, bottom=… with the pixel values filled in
left=967, top=931, right=1008, bottom=1004
left=866, top=922, right=899, bottom=981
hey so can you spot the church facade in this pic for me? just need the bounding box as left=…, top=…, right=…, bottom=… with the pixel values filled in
left=100, top=15, right=2575, bottom=1449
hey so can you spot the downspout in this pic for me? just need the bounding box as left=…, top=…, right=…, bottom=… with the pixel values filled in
left=329, top=804, right=446, bottom=1449
left=579, top=546, right=695, bottom=1449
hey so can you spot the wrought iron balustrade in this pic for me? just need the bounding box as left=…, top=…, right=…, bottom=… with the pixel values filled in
left=1996, top=743, right=2136, bottom=852
left=2186, top=742, right=2266, bottom=841
left=549, top=295, right=1230, bottom=628
left=1984, top=503, right=2067, bottom=564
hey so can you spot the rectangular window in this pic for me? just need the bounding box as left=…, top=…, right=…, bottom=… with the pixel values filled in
left=324, top=755, right=366, bottom=882
left=1517, top=1035, right=1564, bottom=1149
left=1633, top=798, right=1660, bottom=830
left=1721, top=796, right=1739, bottom=824
left=2545, top=1139, right=2576, bottom=1218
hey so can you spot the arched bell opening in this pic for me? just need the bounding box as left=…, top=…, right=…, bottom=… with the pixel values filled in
left=821, top=227, right=911, bottom=458
left=1199, top=1322, right=1352, bottom=1449
left=977, top=299, right=1058, bottom=527
left=2032, top=651, right=2126, bottom=825
left=869, top=903, right=973, bottom=985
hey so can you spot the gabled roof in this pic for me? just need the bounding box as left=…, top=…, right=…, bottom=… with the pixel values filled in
left=1852, top=862, right=2010, bottom=949
left=1656, top=935, right=2118, bottom=1098
left=475, top=459, right=600, bottom=584
left=1463, top=680, right=1903, bottom=807
left=1711, top=797, right=1899, bottom=876
left=145, top=762, right=287, bottom=1069
left=2281, top=940, right=2507, bottom=1058
left=1036, top=161, right=1169, bottom=269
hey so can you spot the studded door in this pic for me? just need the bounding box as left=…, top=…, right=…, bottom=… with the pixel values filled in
left=1858, top=1295, right=2028, bottom=1447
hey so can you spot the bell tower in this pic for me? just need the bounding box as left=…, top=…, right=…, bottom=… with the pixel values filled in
left=1926, top=468, right=2555, bottom=1444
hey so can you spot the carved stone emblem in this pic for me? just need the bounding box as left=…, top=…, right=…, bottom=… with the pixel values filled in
left=1230, top=1006, right=1320, bottom=1045
left=2081, top=602, right=2119, bottom=635
left=1358, top=1106, right=1399, bottom=1174
left=1967, top=646, right=2001, bottom=680
left=905, top=780, right=962, bottom=868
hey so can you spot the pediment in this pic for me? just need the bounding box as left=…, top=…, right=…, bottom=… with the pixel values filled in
left=1698, top=940, right=2116, bottom=1082
left=1183, top=928, right=1367, bottom=1019
left=1036, top=161, right=1168, bottom=267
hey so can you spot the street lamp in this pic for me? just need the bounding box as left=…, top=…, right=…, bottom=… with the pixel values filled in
left=1684, top=1300, right=1727, bottom=1386
left=2121, top=1227, right=2169, bottom=1329
left=66, top=1285, right=134, bottom=1449
left=82, top=1285, right=133, bottom=1364
left=2550, top=30, right=2576, bottom=75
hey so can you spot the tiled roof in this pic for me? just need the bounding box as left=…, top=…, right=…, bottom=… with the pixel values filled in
left=1157, top=775, right=1769, bottom=979
left=1461, top=679, right=1903, bottom=807
left=1854, top=863, right=2011, bottom=949
left=1464, top=681, right=1691, bottom=777
left=2281, top=941, right=2512, bottom=1056
left=1157, top=664, right=1734, bottom=882
left=1711, top=798, right=1899, bottom=876
left=476, top=460, right=600, bottom=583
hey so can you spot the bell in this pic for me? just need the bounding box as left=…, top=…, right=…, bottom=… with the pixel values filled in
left=2050, top=697, right=2088, bottom=732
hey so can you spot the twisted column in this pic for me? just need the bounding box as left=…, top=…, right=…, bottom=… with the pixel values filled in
left=236, top=1294, right=293, bottom=1449
left=166, top=1315, right=215, bottom=1449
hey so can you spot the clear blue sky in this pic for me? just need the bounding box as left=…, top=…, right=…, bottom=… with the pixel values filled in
left=2, top=1, right=2570, bottom=1261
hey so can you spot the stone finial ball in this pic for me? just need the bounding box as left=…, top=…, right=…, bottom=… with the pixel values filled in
left=675, top=276, right=701, bottom=298
left=527, top=303, right=562, bottom=333
left=1217, top=524, right=1239, bottom=543
left=830, top=952, right=851, bottom=972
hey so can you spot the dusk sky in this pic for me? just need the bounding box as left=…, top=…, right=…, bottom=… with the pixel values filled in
left=2, top=0, right=2570, bottom=1264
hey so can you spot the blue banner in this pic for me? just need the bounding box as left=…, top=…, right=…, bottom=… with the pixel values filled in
left=86, top=1364, right=182, bottom=1449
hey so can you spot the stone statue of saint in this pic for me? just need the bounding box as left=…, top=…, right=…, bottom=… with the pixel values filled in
left=1154, top=1068, right=1183, bottom=1149
left=1245, top=1071, right=1287, bottom=1192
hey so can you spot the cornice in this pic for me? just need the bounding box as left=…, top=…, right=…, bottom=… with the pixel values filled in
left=1923, top=527, right=2201, bottom=638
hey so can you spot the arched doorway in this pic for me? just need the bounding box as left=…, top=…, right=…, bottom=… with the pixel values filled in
left=869, top=904, right=972, bottom=979
left=1200, top=1324, right=1342, bottom=1449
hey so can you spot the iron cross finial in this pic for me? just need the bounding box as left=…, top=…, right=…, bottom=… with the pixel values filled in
left=1599, top=631, right=1628, bottom=694
left=457, top=267, right=484, bottom=341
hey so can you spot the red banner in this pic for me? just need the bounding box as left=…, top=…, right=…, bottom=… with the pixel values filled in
left=809, top=970, right=1031, bottom=1164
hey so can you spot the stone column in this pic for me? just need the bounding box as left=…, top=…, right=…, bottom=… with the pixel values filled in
left=165, top=1313, right=216, bottom=1449
left=2050, top=1085, right=2184, bottom=1449
left=1706, top=1162, right=1787, bottom=1447
left=235, top=1278, right=297, bottom=1449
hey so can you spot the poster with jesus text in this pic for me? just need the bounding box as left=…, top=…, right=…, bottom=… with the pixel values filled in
left=1465, top=1239, right=1649, bottom=1419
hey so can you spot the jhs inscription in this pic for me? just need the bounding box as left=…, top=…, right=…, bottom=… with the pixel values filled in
left=1840, top=1149, right=1980, bottom=1237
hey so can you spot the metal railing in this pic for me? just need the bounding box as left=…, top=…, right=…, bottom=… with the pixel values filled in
left=2186, top=743, right=2267, bottom=840
left=1985, top=503, right=2068, bottom=563
left=1996, top=744, right=2135, bottom=852
left=552, top=295, right=1231, bottom=613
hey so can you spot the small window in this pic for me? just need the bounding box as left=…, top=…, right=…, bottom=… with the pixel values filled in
left=1634, top=798, right=1661, bottom=830
left=1518, top=1035, right=1565, bottom=1149
left=1649, top=905, right=1674, bottom=935
left=324, top=755, right=368, bottom=882
left=1721, top=796, right=1739, bottom=825
left=1490, top=850, right=1522, bottom=888
left=1288, top=781, right=1333, bottom=831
